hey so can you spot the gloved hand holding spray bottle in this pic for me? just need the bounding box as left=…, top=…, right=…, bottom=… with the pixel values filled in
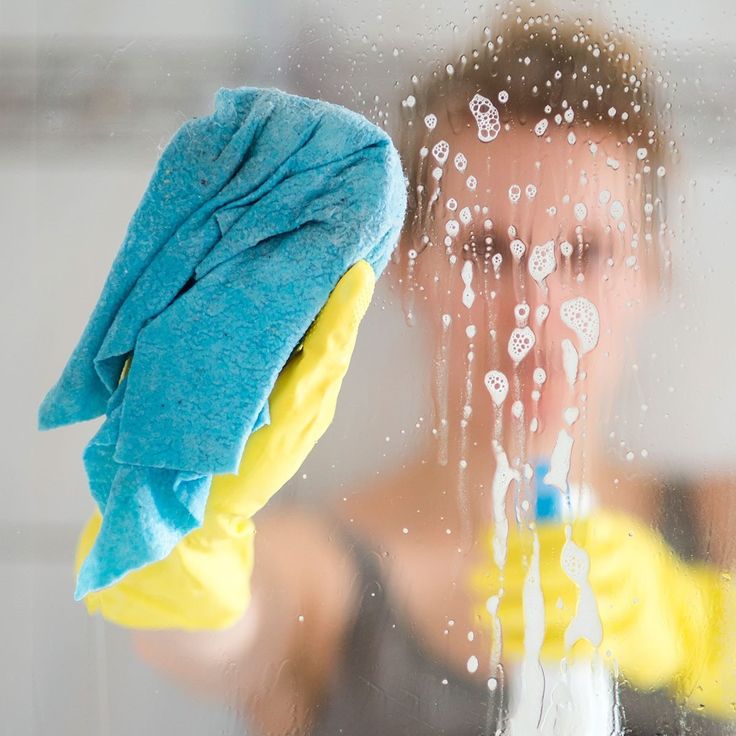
left=472, top=451, right=736, bottom=730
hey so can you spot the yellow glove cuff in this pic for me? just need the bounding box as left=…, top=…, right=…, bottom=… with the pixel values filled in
left=76, top=508, right=256, bottom=630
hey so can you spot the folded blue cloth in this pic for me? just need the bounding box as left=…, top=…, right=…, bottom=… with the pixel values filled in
left=37, top=86, right=407, bottom=598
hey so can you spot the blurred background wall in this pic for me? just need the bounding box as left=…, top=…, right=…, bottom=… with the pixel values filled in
left=2, top=0, right=735, bottom=733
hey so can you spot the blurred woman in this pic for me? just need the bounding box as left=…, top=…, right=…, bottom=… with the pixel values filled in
left=131, top=7, right=734, bottom=735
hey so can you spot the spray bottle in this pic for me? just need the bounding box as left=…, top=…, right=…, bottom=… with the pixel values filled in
left=505, top=458, right=618, bottom=735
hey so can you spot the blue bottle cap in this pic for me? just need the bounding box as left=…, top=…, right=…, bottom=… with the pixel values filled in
left=533, top=458, right=560, bottom=522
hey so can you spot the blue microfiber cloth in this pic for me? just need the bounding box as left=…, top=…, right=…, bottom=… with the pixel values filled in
left=37, top=86, right=407, bottom=599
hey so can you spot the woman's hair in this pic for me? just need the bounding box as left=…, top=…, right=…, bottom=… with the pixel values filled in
left=393, top=2, right=671, bottom=289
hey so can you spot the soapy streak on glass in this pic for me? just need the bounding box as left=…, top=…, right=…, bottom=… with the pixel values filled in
left=404, top=75, right=655, bottom=729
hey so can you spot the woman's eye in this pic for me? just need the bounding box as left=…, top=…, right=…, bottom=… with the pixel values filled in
left=579, top=243, right=600, bottom=267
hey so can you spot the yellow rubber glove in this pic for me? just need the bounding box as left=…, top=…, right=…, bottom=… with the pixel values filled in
left=673, top=561, right=736, bottom=719
left=469, top=510, right=736, bottom=720
left=75, top=259, right=376, bottom=631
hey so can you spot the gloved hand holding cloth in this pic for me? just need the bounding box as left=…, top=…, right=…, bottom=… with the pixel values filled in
left=37, top=87, right=407, bottom=627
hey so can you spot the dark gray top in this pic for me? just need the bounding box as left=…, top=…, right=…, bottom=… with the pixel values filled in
left=309, top=514, right=504, bottom=735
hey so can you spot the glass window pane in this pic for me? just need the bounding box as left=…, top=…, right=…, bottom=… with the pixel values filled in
left=7, top=0, right=736, bottom=733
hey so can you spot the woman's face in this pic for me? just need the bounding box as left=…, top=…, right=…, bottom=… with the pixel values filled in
left=407, top=116, right=651, bottom=451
